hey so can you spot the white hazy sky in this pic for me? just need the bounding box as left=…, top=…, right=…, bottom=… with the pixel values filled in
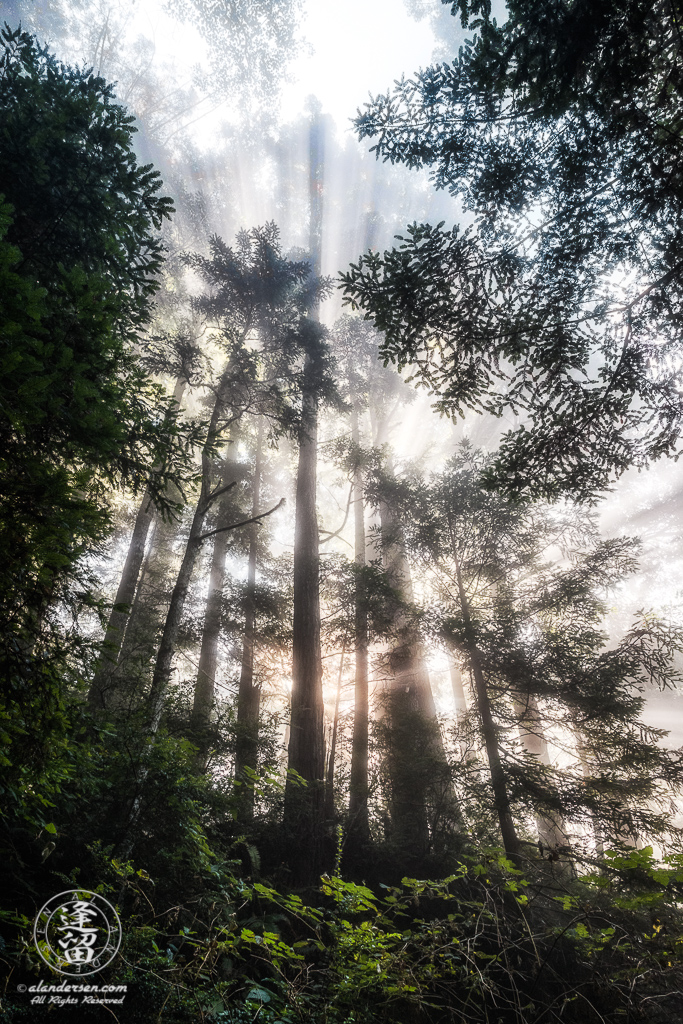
left=281, top=0, right=436, bottom=127
left=118, top=0, right=437, bottom=142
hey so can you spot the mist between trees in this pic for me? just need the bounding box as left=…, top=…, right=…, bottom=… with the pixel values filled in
left=5, top=2, right=683, bottom=1022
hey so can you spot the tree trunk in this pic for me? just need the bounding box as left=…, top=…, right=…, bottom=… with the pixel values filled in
left=147, top=362, right=238, bottom=737
left=115, top=515, right=171, bottom=676
left=376, top=457, right=427, bottom=858
left=88, top=378, right=187, bottom=713
left=283, top=109, right=325, bottom=882
left=377, top=459, right=461, bottom=860
left=452, top=548, right=520, bottom=864
left=448, top=655, right=468, bottom=720
left=512, top=691, right=569, bottom=854
left=325, top=646, right=345, bottom=821
left=348, top=405, right=370, bottom=845
left=190, top=457, right=239, bottom=769
left=283, top=377, right=325, bottom=871
left=448, top=653, right=475, bottom=761
left=116, top=363, right=241, bottom=856
left=234, top=417, right=265, bottom=820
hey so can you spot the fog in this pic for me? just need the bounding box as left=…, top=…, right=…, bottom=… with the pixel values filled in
left=5, top=0, right=683, bottom=837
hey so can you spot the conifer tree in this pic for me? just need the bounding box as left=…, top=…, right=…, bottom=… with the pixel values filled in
left=332, top=316, right=461, bottom=861
left=233, top=416, right=269, bottom=819
left=89, top=332, right=203, bottom=713
left=371, top=457, right=463, bottom=861
left=146, top=227, right=306, bottom=739
left=348, top=403, right=370, bottom=843
left=0, top=27, right=197, bottom=769
left=399, top=446, right=683, bottom=860
left=283, top=108, right=329, bottom=880
left=189, top=453, right=245, bottom=767
left=330, top=316, right=375, bottom=848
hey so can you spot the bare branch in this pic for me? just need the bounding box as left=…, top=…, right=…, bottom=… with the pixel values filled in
left=197, top=498, right=286, bottom=541
left=319, top=483, right=354, bottom=545
left=201, top=479, right=237, bottom=512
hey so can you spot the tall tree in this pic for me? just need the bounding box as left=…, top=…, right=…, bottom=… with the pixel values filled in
left=348, top=402, right=370, bottom=844
left=330, top=316, right=376, bottom=848
left=88, top=330, right=203, bottom=713
left=331, top=315, right=460, bottom=860
left=146, top=227, right=306, bottom=738
left=324, top=645, right=346, bottom=823
left=234, top=416, right=267, bottom=816
left=114, top=228, right=305, bottom=856
left=373, top=458, right=461, bottom=861
left=283, top=108, right=328, bottom=880
left=189, top=452, right=245, bottom=767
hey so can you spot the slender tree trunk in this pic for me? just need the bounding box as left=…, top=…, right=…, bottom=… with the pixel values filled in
left=191, top=456, right=239, bottom=768
left=234, top=418, right=265, bottom=820
left=283, top=379, right=325, bottom=866
left=576, top=733, right=606, bottom=856
left=377, top=460, right=462, bottom=858
left=88, top=378, right=187, bottom=712
left=452, top=547, right=520, bottom=864
left=348, top=405, right=370, bottom=844
left=325, top=646, right=345, bottom=821
left=448, top=654, right=475, bottom=761
left=378, top=495, right=428, bottom=856
left=145, top=352, right=249, bottom=739
left=449, top=655, right=468, bottom=720
left=283, top=109, right=325, bottom=881
left=117, top=365, right=239, bottom=856
left=88, top=493, right=155, bottom=712
left=115, top=516, right=170, bottom=672
left=512, top=692, right=569, bottom=854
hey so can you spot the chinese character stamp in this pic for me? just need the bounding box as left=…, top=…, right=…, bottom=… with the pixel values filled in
left=33, top=890, right=121, bottom=976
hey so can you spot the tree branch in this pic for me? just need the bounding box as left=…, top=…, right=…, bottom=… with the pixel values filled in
left=201, top=479, right=237, bottom=512
left=319, top=483, right=354, bottom=545
left=197, top=498, right=285, bottom=541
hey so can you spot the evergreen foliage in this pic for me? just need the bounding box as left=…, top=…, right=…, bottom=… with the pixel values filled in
left=0, top=26, right=198, bottom=784
left=341, top=1, right=683, bottom=499
left=395, top=445, right=683, bottom=858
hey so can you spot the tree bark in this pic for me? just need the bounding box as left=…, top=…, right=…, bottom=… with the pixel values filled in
left=449, top=655, right=468, bottom=720
left=190, top=457, right=239, bottom=769
left=88, top=378, right=187, bottom=713
left=234, top=417, right=265, bottom=820
left=146, top=362, right=238, bottom=737
left=448, top=654, right=475, bottom=762
left=377, top=458, right=462, bottom=859
left=512, top=691, right=569, bottom=854
left=452, top=547, right=521, bottom=864
left=283, top=108, right=325, bottom=882
left=348, top=404, right=370, bottom=845
left=115, top=515, right=172, bottom=676
left=117, top=362, right=243, bottom=856
left=283, top=378, right=325, bottom=868
left=325, top=645, right=345, bottom=821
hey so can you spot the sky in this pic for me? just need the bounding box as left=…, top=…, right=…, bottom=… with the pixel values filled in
left=102, top=0, right=437, bottom=146
left=280, top=0, right=436, bottom=128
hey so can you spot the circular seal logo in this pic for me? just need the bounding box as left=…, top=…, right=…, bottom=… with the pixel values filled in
left=33, top=890, right=122, bottom=976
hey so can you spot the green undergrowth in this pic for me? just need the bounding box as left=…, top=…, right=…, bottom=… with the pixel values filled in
left=4, top=839, right=683, bottom=1021
left=3, top=716, right=683, bottom=1022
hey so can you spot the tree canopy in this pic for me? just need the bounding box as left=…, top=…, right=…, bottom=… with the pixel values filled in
left=342, top=0, right=683, bottom=499
left=0, top=25, right=196, bottom=771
